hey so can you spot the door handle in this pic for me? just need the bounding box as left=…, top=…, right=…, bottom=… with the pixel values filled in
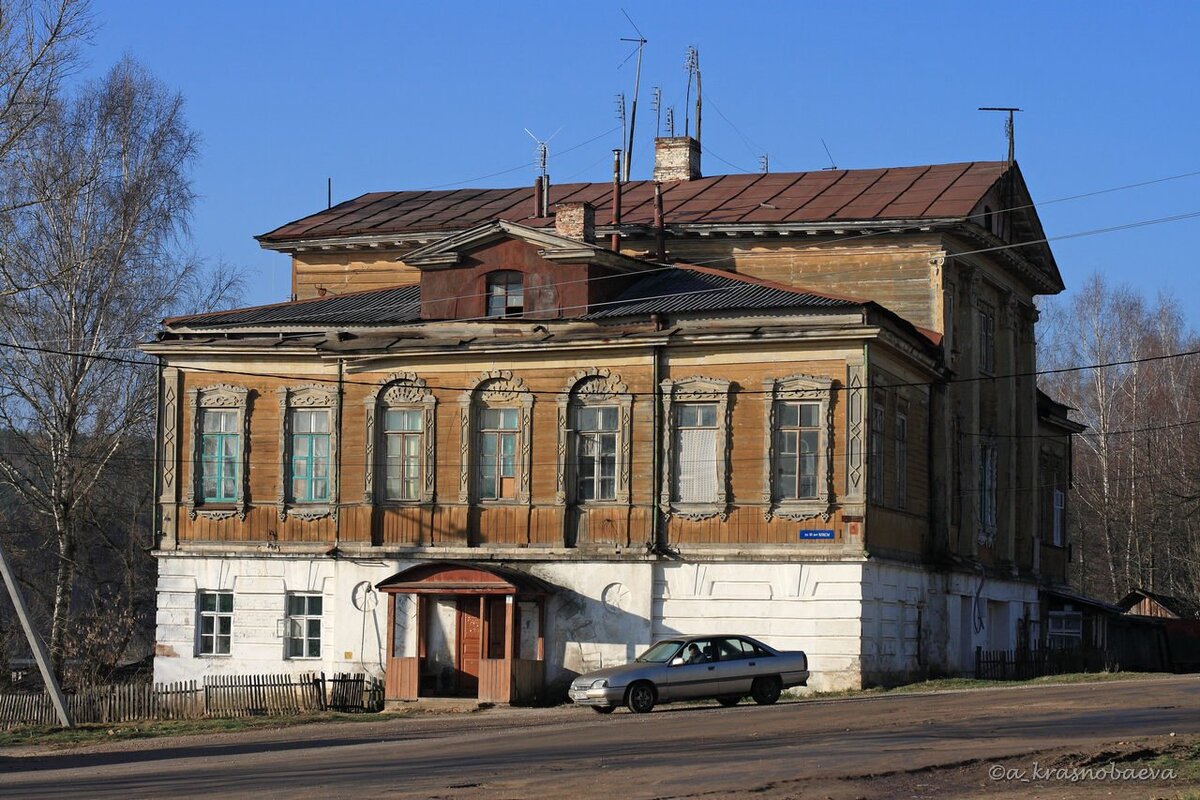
left=749, top=661, right=756, bottom=666
left=707, top=665, right=715, bottom=670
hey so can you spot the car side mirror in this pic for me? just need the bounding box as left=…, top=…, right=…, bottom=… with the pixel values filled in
left=670, top=657, right=684, bottom=666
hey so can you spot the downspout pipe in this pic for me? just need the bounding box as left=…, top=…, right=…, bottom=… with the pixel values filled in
left=650, top=340, right=663, bottom=554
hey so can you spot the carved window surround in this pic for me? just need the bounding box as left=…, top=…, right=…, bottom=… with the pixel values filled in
left=458, top=370, right=534, bottom=505
left=555, top=368, right=633, bottom=506
left=363, top=372, right=437, bottom=506
left=277, top=384, right=339, bottom=521
left=186, top=384, right=250, bottom=521
left=761, top=373, right=835, bottom=522
left=659, top=376, right=732, bottom=521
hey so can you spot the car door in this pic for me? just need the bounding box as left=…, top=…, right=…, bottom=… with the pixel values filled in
left=664, top=638, right=720, bottom=700
left=713, top=637, right=757, bottom=695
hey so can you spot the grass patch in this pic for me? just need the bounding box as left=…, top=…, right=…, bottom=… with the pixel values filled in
left=0, top=711, right=388, bottom=750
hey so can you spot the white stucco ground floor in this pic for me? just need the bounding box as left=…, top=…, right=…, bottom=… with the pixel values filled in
left=152, top=552, right=1041, bottom=696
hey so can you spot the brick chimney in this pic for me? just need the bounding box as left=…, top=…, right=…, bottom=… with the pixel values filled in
left=554, top=201, right=595, bottom=243
left=653, top=136, right=701, bottom=182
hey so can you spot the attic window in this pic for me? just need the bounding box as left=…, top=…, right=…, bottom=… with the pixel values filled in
left=486, top=271, right=524, bottom=318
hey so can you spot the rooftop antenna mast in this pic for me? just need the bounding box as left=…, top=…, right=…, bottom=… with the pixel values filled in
left=614, top=93, right=626, bottom=168
left=683, top=46, right=699, bottom=140
left=665, top=106, right=675, bottom=137
left=978, top=106, right=1022, bottom=166
left=525, top=126, right=559, bottom=215
left=759, top=154, right=769, bottom=174
left=651, top=86, right=662, bottom=136
left=619, top=9, right=647, bottom=182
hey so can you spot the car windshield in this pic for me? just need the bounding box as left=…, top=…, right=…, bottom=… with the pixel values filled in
left=635, top=640, right=683, bottom=663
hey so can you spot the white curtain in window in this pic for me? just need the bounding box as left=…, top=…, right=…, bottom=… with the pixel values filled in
left=676, top=428, right=717, bottom=503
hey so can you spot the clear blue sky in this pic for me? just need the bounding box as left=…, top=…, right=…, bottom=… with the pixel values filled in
left=84, top=1, right=1200, bottom=319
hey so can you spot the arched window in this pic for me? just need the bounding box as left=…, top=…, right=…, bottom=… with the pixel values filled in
left=486, top=271, right=524, bottom=318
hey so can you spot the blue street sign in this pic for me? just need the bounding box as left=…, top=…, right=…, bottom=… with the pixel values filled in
left=799, top=529, right=835, bottom=540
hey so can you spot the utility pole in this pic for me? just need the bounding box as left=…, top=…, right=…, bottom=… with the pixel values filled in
left=0, top=539, right=72, bottom=726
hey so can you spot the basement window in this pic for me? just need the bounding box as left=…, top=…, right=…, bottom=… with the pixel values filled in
left=486, top=271, right=524, bottom=318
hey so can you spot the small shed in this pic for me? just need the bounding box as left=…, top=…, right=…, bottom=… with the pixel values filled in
left=377, top=562, right=552, bottom=704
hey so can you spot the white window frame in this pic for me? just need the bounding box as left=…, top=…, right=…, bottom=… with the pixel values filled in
left=458, top=370, right=534, bottom=505
left=284, top=593, right=323, bottom=660
left=197, top=590, right=233, bottom=657
left=761, top=373, right=834, bottom=521
left=556, top=369, right=633, bottom=507
left=277, top=384, right=340, bottom=521
left=186, top=384, right=250, bottom=521
left=659, top=377, right=732, bottom=521
left=363, top=373, right=437, bottom=506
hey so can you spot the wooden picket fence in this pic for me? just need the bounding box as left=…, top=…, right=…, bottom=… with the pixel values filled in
left=974, top=646, right=1110, bottom=681
left=0, top=672, right=382, bottom=728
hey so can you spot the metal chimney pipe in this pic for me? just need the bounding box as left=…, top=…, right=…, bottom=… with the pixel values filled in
left=533, top=176, right=544, bottom=217
left=610, top=149, right=622, bottom=252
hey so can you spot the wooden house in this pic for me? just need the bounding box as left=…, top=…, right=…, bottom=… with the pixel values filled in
left=146, top=138, right=1082, bottom=699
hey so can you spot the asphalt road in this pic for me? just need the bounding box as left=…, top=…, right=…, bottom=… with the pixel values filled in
left=2, top=675, right=1198, bottom=799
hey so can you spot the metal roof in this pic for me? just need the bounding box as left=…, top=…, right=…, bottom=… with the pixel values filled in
left=167, top=284, right=421, bottom=329
left=583, top=266, right=857, bottom=319
left=258, top=162, right=1009, bottom=244
left=165, top=267, right=856, bottom=330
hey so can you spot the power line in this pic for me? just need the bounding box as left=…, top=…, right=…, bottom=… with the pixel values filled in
left=0, top=337, right=1196, bottom=398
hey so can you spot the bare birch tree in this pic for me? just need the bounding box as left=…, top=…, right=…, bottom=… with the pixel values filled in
left=0, top=57, right=240, bottom=675
left=1039, top=274, right=1200, bottom=605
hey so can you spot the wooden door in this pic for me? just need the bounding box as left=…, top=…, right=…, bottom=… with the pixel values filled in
left=456, top=598, right=482, bottom=696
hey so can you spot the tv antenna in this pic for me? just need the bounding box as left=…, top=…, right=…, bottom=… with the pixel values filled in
left=683, top=46, right=701, bottom=142
left=665, top=106, right=676, bottom=137
left=978, top=106, right=1022, bottom=166
left=614, top=93, right=626, bottom=166
left=619, top=9, right=647, bottom=182
left=650, top=86, right=662, bottom=136
left=820, top=138, right=838, bottom=170
left=524, top=126, right=560, bottom=184
left=759, top=154, right=769, bottom=174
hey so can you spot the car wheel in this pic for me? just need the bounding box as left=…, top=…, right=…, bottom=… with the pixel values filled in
left=591, top=705, right=616, bottom=714
left=751, top=676, right=782, bottom=705
left=626, top=681, right=656, bottom=714
left=716, top=695, right=741, bottom=707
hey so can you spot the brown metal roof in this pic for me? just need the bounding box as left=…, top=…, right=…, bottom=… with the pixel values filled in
left=259, top=161, right=1010, bottom=244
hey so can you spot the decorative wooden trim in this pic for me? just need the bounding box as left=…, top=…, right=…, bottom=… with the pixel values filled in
left=159, top=367, right=181, bottom=547
left=458, top=370, right=534, bottom=505
left=761, top=373, right=835, bottom=521
left=843, top=359, right=865, bottom=513
left=659, top=376, right=732, bottom=521
left=277, top=384, right=339, bottom=521
left=185, top=383, right=250, bottom=522
left=364, top=372, right=437, bottom=506
left=556, top=368, right=632, bottom=506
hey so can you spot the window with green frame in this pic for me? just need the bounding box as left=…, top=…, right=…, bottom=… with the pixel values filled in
left=200, top=409, right=239, bottom=502
left=290, top=409, right=331, bottom=502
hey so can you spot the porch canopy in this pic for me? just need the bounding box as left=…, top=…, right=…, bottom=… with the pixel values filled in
left=377, top=562, right=551, bottom=704
left=376, top=561, right=553, bottom=597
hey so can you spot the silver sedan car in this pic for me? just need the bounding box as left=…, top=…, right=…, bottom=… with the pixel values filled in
left=569, top=635, right=809, bottom=714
